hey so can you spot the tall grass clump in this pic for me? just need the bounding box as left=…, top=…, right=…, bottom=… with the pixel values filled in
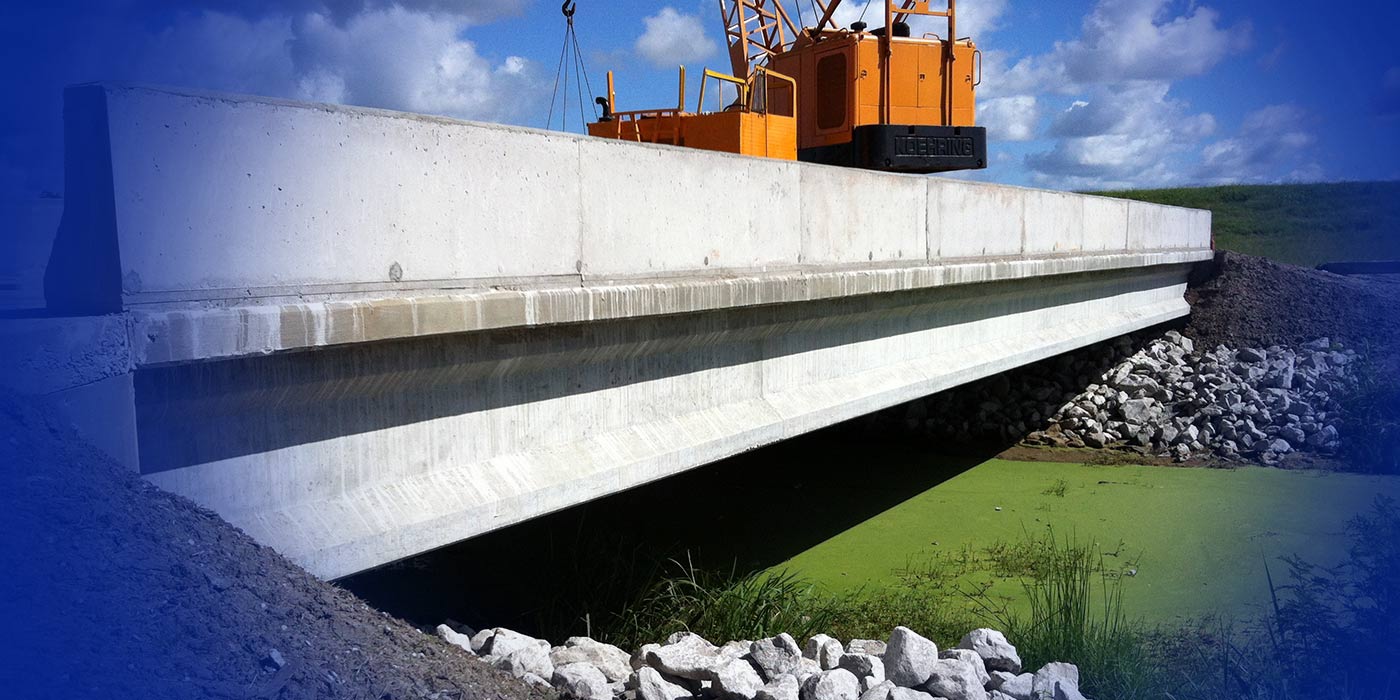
left=828, top=549, right=985, bottom=646
left=983, top=530, right=1167, bottom=699
left=1260, top=496, right=1400, bottom=699
left=585, top=510, right=1400, bottom=700
left=1337, top=362, right=1400, bottom=474
left=601, top=555, right=847, bottom=650
left=1156, top=496, right=1400, bottom=700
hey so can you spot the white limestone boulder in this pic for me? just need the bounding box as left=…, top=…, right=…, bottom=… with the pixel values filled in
left=922, top=658, right=987, bottom=700
left=884, top=627, right=938, bottom=688
left=711, top=657, right=766, bottom=700
left=805, top=634, right=846, bottom=670
left=751, top=634, right=805, bottom=681
left=553, top=662, right=612, bottom=700
left=800, top=668, right=861, bottom=700
left=647, top=633, right=721, bottom=680
left=957, top=629, right=1022, bottom=674
left=552, top=637, right=633, bottom=683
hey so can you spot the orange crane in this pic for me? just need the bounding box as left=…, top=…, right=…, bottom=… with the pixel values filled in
left=588, top=0, right=986, bottom=173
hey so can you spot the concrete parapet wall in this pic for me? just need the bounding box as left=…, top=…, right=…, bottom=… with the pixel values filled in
left=49, top=84, right=1212, bottom=320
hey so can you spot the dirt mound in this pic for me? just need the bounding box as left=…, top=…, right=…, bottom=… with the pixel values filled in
left=0, top=395, right=551, bottom=700
left=1185, top=251, right=1400, bottom=371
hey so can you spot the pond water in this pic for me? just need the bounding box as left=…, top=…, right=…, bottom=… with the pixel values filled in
left=342, top=421, right=1399, bottom=639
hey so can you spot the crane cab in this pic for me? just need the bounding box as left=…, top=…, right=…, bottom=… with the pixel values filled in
left=585, top=1, right=988, bottom=174
left=768, top=27, right=985, bottom=172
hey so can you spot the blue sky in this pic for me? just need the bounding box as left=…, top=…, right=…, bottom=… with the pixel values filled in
left=3, top=0, right=1398, bottom=194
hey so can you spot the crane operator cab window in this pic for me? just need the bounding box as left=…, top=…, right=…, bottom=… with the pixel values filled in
left=766, top=76, right=795, bottom=118
left=816, top=52, right=848, bottom=131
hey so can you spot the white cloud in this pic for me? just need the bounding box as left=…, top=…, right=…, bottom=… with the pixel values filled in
left=113, top=6, right=544, bottom=125
left=826, top=5, right=875, bottom=32
left=1047, top=82, right=1215, bottom=140
left=951, top=0, right=1012, bottom=38
left=1028, top=132, right=1177, bottom=187
left=978, top=95, right=1039, bottom=141
left=982, top=0, right=1247, bottom=99
left=970, top=0, right=1263, bottom=188
left=1057, top=0, right=1250, bottom=85
left=978, top=50, right=1066, bottom=100
left=289, top=7, right=539, bottom=122
left=1194, top=104, right=1321, bottom=184
left=1026, top=82, right=1215, bottom=188
left=635, top=8, right=717, bottom=68
left=124, top=12, right=299, bottom=97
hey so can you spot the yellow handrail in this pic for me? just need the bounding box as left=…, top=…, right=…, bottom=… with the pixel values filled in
left=694, top=66, right=796, bottom=116
left=697, top=68, right=748, bottom=114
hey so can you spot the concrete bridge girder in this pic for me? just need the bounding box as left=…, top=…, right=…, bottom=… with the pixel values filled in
left=18, top=84, right=1213, bottom=579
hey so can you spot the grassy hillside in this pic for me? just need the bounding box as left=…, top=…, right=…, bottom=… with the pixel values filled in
left=1094, top=181, right=1400, bottom=267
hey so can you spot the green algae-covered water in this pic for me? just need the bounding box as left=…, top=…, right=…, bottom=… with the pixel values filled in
left=770, top=458, right=1400, bottom=624
left=346, top=423, right=1400, bottom=634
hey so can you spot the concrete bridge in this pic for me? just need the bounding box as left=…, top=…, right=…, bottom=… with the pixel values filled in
left=13, top=84, right=1213, bottom=579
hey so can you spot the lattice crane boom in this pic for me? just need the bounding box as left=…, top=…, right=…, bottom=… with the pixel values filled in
left=717, top=0, right=838, bottom=80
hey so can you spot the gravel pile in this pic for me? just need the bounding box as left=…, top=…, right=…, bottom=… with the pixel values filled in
left=904, top=332, right=1360, bottom=464
left=1185, top=251, right=1400, bottom=374
left=883, top=251, right=1400, bottom=466
left=443, top=624, right=1090, bottom=700
left=0, top=393, right=547, bottom=700
left=1026, top=334, right=1357, bottom=464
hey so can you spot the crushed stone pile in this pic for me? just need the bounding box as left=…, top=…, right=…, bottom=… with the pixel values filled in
left=0, top=394, right=547, bottom=700
left=878, top=252, right=1400, bottom=466
left=903, top=332, right=1359, bottom=465
left=441, top=624, right=1087, bottom=700
left=1035, top=334, right=1354, bottom=463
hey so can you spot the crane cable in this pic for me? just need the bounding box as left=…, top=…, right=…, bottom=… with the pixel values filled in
left=547, top=0, right=598, bottom=132
left=858, top=0, right=876, bottom=24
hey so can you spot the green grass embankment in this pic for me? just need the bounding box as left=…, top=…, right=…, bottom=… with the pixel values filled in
left=1094, top=181, right=1400, bottom=267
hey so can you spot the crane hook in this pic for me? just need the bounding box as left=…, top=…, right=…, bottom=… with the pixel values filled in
left=561, top=1, right=576, bottom=19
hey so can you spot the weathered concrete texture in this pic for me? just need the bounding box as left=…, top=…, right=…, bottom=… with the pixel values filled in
left=579, top=138, right=801, bottom=275
left=131, top=250, right=1208, bottom=366
left=800, top=166, right=927, bottom=264
left=52, top=83, right=1211, bottom=314
left=140, top=265, right=1194, bottom=578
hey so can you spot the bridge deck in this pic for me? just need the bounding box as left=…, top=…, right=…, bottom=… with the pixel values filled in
left=20, top=84, right=1212, bottom=578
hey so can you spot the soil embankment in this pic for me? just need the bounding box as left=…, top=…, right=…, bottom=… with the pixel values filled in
left=0, top=397, right=548, bottom=700
left=1185, top=251, right=1400, bottom=372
